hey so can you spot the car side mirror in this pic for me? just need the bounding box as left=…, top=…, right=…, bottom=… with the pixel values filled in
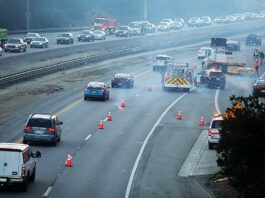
left=31, top=151, right=41, bottom=158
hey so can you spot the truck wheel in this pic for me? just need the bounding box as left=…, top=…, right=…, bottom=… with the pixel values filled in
left=208, top=142, right=214, bottom=150
left=29, top=168, right=36, bottom=182
left=21, top=174, right=29, bottom=192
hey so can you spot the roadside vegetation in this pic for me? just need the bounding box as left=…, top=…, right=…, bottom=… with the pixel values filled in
left=216, top=95, right=265, bottom=198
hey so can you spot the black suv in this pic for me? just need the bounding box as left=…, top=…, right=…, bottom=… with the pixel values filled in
left=57, top=33, right=74, bottom=45
left=195, top=69, right=226, bottom=89
left=246, top=33, right=261, bottom=46
left=23, top=114, right=63, bottom=146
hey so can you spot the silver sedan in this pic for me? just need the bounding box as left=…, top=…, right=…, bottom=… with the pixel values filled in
left=94, top=30, right=106, bottom=40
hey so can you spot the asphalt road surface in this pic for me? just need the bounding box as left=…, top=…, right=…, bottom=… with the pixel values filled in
left=0, top=24, right=264, bottom=197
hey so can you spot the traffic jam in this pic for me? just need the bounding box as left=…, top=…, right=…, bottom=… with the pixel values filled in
left=0, top=4, right=265, bottom=198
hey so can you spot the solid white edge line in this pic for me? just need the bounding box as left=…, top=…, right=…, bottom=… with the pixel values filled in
left=215, top=90, right=221, bottom=113
left=124, top=88, right=195, bottom=198
left=85, top=134, right=92, bottom=141
left=43, top=186, right=53, bottom=197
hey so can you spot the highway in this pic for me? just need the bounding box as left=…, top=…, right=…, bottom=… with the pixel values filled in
left=0, top=21, right=263, bottom=197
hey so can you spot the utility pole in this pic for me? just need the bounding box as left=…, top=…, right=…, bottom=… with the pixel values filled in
left=26, top=0, right=30, bottom=32
left=144, top=0, right=147, bottom=20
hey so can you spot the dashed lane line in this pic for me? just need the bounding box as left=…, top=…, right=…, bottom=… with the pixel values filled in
left=43, top=186, right=53, bottom=197
left=85, top=134, right=92, bottom=141
left=215, top=90, right=221, bottom=113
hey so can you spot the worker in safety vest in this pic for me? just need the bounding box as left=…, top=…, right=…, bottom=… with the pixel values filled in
left=253, top=58, right=259, bottom=76
left=253, top=49, right=260, bottom=59
left=259, top=50, right=264, bottom=65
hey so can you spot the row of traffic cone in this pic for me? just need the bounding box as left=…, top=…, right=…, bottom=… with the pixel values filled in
left=177, top=109, right=205, bottom=126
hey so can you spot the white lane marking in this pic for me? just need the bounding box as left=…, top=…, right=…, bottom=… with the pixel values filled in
left=85, top=134, right=92, bottom=141
left=215, top=90, right=221, bottom=113
left=135, top=93, right=140, bottom=97
left=103, top=118, right=108, bottom=122
left=43, top=186, right=53, bottom=197
left=125, top=88, right=195, bottom=198
left=135, top=70, right=150, bottom=77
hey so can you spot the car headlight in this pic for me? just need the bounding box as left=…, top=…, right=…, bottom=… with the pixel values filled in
left=15, top=45, right=20, bottom=48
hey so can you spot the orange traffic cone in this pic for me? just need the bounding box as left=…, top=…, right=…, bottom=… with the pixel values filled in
left=121, top=98, right=126, bottom=108
left=147, top=84, right=152, bottom=91
left=177, top=110, right=182, bottom=120
left=107, top=112, right=112, bottom=121
left=65, top=153, right=73, bottom=167
left=199, top=115, right=205, bottom=126
left=98, top=119, right=104, bottom=129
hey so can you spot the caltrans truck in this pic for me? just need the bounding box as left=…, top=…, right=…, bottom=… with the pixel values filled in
left=162, top=62, right=194, bottom=92
left=0, top=28, right=8, bottom=47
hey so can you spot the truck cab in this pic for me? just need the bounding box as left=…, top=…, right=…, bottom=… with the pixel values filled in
left=0, top=143, right=41, bottom=191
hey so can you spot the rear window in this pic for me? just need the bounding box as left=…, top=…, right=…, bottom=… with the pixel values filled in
left=210, top=72, right=224, bottom=77
left=211, top=120, right=222, bottom=128
left=87, top=83, right=104, bottom=88
left=27, top=118, right=52, bottom=128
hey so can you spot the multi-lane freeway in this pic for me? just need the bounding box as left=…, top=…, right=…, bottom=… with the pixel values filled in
left=0, top=20, right=263, bottom=198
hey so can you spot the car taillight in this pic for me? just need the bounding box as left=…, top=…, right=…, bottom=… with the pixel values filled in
left=84, top=87, right=90, bottom=91
left=47, top=127, right=55, bottom=132
left=209, top=128, right=219, bottom=136
left=208, top=77, right=212, bottom=80
left=208, top=129, right=212, bottom=136
left=24, top=126, right=32, bottom=131
left=101, top=88, right=105, bottom=92
left=21, top=166, right=26, bottom=177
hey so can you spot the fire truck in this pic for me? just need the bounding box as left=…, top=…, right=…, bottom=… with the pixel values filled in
left=92, top=17, right=117, bottom=34
left=162, top=62, right=194, bottom=92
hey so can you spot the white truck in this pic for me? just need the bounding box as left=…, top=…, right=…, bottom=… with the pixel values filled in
left=153, top=54, right=172, bottom=72
left=202, top=48, right=255, bottom=76
left=0, top=143, right=41, bottom=191
left=162, top=62, right=194, bottom=92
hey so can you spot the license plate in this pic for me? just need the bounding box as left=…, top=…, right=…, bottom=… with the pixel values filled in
left=0, top=178, right=7, bottom=182
left=35, top=130, right=44, bottom=134
left=261, top=90, right=265, bottom=93
left=216, top=78, right=220, bottom=80
left=118, top=83, right=123, bottom=86
left=212, top=135, right=219, bottom=139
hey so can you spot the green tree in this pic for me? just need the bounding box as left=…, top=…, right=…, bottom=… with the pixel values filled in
left=217, top=95, right=265, bottom=198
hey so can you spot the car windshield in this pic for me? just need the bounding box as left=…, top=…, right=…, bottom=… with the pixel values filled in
left=156, top=56, right=170, bottom=60
left=32, top=37, right=45, bottom=41
left=129, top=23, right=141, bottom=28
left=210, top=72, right=224, bottom=77
left=96, top=18, right=107, bottom=24
left=26, top=33, right=38, bottom=37
left=119, top=26, right=129, bottom=30
left=80, top=31, right=90, bottom=35
left=211, top=120, right=222, bottom=128
left=27, top=118, right=52, bottom=128
left=88, top=83, right=104, bottom=88
left=8, top=39, right=20, bottom=43
left=115, top=73, right=129, bottom=78
left=59, top=34, right=69, bottom=37
left=94, top=30, right=102, bottom=34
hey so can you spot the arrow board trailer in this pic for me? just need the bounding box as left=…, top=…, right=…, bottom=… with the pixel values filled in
left=162, top=63, right=194, bottom=92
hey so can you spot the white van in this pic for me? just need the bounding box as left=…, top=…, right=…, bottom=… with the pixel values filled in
left=0, top=143, right=41, bottom=191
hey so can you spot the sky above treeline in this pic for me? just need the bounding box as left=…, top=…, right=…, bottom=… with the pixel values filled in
left=0, top=0, right=264, bottom=30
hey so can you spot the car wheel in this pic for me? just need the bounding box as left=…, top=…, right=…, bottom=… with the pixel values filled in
left=30, top=45, right=32, bottom=48
left=29, top=168, right=36, bottom=182
left=208, top=142, right=214, bottom=150
left=21, top=174, right=29, bottom=192
left=4, top=49, right=8, bottom=53
left=111, top=83, right=114, bottom=88
left=84, top=96, right=87, bottom=101
left=57, top=135, right=61, bottom=142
